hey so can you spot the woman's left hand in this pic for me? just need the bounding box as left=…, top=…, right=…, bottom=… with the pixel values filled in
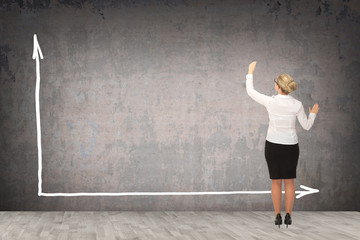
left=309, top=103, right=319, bottom=115
left=248, top=61, right=257, bottom=74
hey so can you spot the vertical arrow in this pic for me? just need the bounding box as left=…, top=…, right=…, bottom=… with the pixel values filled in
left=33, top=34, right=44, bottom=196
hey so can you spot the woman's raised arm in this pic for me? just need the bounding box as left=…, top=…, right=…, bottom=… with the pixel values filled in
left=246, top=61, right=271, bottom=107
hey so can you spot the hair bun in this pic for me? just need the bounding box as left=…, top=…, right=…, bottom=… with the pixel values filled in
left=276, top=74, right=297, bottom=94
left=287, top=81, right=298, bottom=93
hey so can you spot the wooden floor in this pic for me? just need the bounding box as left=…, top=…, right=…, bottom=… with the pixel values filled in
left=0, top=211, right=359, bottom=240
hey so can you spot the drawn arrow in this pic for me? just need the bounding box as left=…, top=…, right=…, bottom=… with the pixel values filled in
left=38, top=185, right=319, bottom=199
left=33, top=34, right=319, bottom=199
left=33, top=34, right=44, bottom=196
left=295, top=184, right=320, bottom=199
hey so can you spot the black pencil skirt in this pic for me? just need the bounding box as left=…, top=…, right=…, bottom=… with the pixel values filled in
left=264, top=140, right=299, bottom=179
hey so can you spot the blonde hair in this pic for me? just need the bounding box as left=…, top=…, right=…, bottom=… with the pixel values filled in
left=276, top=74, right=297, bottom=94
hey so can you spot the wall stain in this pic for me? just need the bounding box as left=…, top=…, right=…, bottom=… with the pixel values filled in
left=315, top=0, right=360, bottom=23
left=66, top=120, right=74, bottom=130
left=0, top=0, right=190, bottom=19
left=2, top=0, right=359, bottom=23
left=261, top=0, right=360, bottom=23
left=264, top=0, right=282, bottom=21
left=316, top=0, right=332, bottom=17
left=336, top=0, right=360, bottom=23
left=0, top=45, right=15, bottom=83
left=80, top=120, right=99, bottom=159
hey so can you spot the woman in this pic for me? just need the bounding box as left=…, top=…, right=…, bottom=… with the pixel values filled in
left=246, top=61, right=319, bottom=228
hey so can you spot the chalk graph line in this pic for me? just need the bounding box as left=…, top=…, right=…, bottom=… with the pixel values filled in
left=33, top=34, right=319, bottom=199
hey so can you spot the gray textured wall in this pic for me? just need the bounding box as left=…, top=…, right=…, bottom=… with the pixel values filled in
left=1, top=0, right=359, bottom=211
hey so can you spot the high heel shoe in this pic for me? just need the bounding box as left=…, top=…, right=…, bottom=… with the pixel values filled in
left=284, top=213, right=292, bottom=228
left=274, top=213, right=282, bottom=228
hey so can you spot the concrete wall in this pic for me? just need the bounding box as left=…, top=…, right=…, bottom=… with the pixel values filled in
left=0, top=0, right=359, bottom=210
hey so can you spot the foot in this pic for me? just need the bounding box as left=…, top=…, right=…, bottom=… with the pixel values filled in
left=274, top=213, right=282, bottom=228
left=284, top=213, right=292, bottom=227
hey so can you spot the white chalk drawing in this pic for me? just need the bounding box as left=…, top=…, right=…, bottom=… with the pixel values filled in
left=33, top=34, right=43, bottom=196
left=38, top=186, right=318, bottom=199
left=33, top=34, right=319, bottom=199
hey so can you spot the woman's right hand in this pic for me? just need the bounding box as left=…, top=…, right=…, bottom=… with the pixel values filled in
left=309, top=103, right=319, bottom=114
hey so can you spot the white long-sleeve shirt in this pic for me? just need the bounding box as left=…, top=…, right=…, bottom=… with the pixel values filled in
left=246, top=74, right=316, bottom=145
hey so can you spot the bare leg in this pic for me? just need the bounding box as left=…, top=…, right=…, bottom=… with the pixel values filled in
left=284, top=178, right=295, bottom=215
left=271, top=179, right=282, bottom=216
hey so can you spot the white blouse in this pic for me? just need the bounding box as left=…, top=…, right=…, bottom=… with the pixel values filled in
left=246, top=74, right=316, bottom=145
